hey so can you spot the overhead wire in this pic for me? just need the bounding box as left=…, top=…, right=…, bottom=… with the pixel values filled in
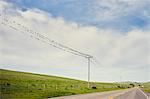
left=1, top=13, right=104, bottom=69
left=0, top=14, right=92, bottom=58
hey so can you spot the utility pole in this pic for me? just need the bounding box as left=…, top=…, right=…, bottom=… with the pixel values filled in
left=87, top=56, right=92, bottom=88
left=0, top=13, right=95, bottom=88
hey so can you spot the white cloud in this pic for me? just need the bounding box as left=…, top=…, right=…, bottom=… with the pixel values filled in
left=92, top=0, right=150, bottom=21
left=0, top=1, right=149, bottom=82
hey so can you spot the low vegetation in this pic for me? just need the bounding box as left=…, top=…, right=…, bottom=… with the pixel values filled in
left=142, top=82, right=150, bottom=92
left=0, top=69, right=129, bottom=99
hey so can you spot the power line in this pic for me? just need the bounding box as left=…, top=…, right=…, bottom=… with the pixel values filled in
left=92, top=57, right=103, bottom=66
left=0, top=15, right=92, bottom=58
left=0, top=13, right=102, bottom=88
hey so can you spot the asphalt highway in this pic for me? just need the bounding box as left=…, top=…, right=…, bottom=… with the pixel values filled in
left=51, top=88, right=149, bottom=99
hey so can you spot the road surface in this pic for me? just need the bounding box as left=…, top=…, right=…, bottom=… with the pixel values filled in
left=51, top=88, right=149, bottom=99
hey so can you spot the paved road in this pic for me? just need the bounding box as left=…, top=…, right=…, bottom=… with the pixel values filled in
left=51, top=88, right=149, bottom=99
left=115, top=88, right=149, bottom=99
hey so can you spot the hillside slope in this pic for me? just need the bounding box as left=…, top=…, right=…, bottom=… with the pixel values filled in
left=0, top=69, right=127, bottom=99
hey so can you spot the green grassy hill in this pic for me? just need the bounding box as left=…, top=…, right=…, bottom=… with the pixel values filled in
left=142, top=82, right=150, bottom=92
left=0, top=69, right=128, bottom=99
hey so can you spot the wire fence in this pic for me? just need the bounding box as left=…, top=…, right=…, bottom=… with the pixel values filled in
left=1, top=83, right=122, bottom=92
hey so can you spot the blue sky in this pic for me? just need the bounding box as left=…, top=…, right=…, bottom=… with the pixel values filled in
left=6, top=0, right=150, bottom=31
left=0, top=0, right=150, bottom=82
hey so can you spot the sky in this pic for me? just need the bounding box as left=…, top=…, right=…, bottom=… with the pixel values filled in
left=0, top=0, right=150, bottom=82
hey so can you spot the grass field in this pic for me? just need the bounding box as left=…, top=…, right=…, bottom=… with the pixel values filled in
left=142, top=82, right=150, bottom=92
left=0, top=69, right=130, bottom=99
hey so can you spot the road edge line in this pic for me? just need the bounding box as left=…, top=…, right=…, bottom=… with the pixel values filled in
left=138, top=88, right=149, bottom=99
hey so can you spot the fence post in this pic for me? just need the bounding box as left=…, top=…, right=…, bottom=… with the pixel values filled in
left=43, top=84, right=45, bottom=90
left=55, top=84, right=57, bottom=90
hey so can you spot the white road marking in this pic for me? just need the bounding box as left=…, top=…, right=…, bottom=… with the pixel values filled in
left=138, top=88, right=149, bottom=99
